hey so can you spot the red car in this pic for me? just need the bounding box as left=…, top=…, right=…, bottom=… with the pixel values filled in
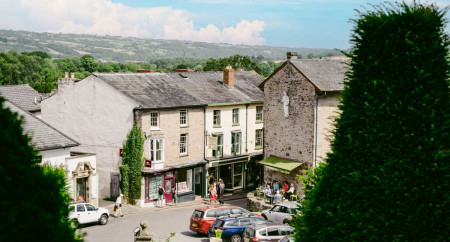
left=189, top=205, right=262, bottom=235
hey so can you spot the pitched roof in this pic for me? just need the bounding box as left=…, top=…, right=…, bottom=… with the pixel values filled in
left=0, top=84, right=41, bottom=112
left=93, top=71, right=264, bottom=109
left=3, top=100, right=79, bottom=151
left=260, top=59, right=349, bottom=92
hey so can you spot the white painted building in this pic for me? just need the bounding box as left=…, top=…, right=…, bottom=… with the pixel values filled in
left=3, top=100, right=99, bottom=206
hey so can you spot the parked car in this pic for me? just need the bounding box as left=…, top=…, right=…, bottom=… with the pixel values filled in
left=278, top=236, right=294, bottom=242
left=69, top=202, right=109, bottom=227
left=190, top=205, right=262, bottom=235
left=208, top=216, right=266, bottom=242
left=243, top=222, right=294, bottom=242
left=261, top=202, right=299, bottom=224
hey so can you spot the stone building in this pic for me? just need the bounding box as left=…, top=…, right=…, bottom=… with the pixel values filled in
left=0, top=84, right=43, bottom=117
left=258, top=53, right=348, bottom=197
left=42, top=69, right=263, bottom=206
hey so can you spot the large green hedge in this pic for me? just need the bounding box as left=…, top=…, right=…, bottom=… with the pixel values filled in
left=0, top=98, right=80, bottom=241
left=121, top=122, right=144, bottom=204
left=295, top=2, right=450, bottom=241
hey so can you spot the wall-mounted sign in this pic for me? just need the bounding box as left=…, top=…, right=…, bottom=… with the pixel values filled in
left=145, top=159, right=152, bottom=168
left=119, top=149, right=123, bottom=157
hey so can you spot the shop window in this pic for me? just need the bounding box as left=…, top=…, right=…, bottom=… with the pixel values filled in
left=145, top=175, right=164, bottom=200
left=231, top=132, right=241, bottom=155
left=176, top=169, right=193, bottom=193
left=255, top=129, right=263, bottom=149
left=212, top=134, right=223, bottom=158
left=213, top=110, right=221, bottom=127
left=150, top=111, right=159, bottom=129
left=233, top=163, right=243, bottom=188
left=232, top=108, right=239, bottom=125
left=150, top=138, right=164, bottom=163
left=180, top=134, right=188, bottom=155
left=256, top=106, right=263, bottom=122
left=180, top=110, right=188, bottom=126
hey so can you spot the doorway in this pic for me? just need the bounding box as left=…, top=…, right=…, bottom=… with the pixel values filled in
left=76, top=177, right=87, bottom=201
left=194, top=168, right=203, bottom=196
left=164, top=177, right=173, bottom=203
left=219, top=164, right=232, bottom=189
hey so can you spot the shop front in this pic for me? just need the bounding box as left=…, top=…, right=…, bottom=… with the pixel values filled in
left=208, top=157, right=247, bottom=192
left=172, top=160, right=207, bottom=202
left=142, top=168, right=173, bottom=206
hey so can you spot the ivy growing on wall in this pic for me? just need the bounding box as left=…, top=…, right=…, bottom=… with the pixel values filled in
left=121, top=122, right=145, bottom=205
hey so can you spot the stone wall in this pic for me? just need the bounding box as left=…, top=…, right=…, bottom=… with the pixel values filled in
left=263, top=63, right=316, bottom=164
left=315, top=94, right=340, bottom=164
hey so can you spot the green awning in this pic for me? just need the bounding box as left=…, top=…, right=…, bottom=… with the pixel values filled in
left=258, top=156, right=302, bottom=174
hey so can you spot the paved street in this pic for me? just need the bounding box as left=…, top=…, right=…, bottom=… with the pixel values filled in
left=82, top=199, right=247, bottom=242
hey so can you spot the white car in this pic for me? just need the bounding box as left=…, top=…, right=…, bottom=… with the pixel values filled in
left=69, top=202, right=109, bottom=227
left=261, top=202, right=300, bottom=224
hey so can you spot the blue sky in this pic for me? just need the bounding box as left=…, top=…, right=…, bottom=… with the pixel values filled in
left=0, top=0, right=448, bottom=49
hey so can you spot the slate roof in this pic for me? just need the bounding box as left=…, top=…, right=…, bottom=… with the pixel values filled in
left=290, top=59, right=349, bottom=91
left=3, top=100, right=79, bottom=151
left=0, top=84, right=41, bottom=112
left=93, top=71, right=264, bottom=109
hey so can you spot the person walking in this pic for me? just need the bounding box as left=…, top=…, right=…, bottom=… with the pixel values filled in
left=114, top=194, right=124, bottom=218
left=218, top=179, right=225, bottom=204
left=171, top=185, right=177, bottom=206
left=157, top=184, right=165, bottom=208
left=209, top=184, right=217, bottom=205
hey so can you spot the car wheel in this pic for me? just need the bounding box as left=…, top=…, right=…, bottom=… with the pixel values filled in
left=99, top=214, right=108, bottom=225
left=262, top=214, right=268, bottom=220
left=231, top=234, right=242, bottom=242
left=70, top=219, right=79, bottom=229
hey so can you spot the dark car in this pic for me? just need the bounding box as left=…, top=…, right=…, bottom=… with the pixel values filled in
left=208, top=215, right=266, bottom=242
left=243, top=222, right=294, bottom=242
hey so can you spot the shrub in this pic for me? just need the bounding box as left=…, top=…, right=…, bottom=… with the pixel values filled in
left=296, top=2, right=450, bottom=241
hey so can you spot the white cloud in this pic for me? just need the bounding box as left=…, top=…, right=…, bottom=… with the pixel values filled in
left=0, top=0, right=265, bottom=45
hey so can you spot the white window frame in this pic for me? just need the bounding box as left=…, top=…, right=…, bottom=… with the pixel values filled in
left=232, top=108, right=239, bottom=125
left=180, top=110, right=188, bottom=127
left=180, top=134, right=188, bottom=155
left=149, top=138, right=164, bottom=163
left=231, top=132, right=241, bottom=155
left=255, top=129, right=263, bottom=148
left=256, top=106, right=263, bottom=122
left=213, top=110, right=221, bottom=126
left=150, top=111, right=159, bottom=129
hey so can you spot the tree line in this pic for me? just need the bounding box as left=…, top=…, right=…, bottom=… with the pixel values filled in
left=0, top=51, right=283, bottom=93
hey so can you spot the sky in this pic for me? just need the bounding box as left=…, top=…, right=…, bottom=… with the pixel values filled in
left=0, top=0, right=448, bottom=49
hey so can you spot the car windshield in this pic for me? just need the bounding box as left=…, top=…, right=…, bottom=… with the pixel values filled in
left=192, top=210, right=204, bottom=218
left=212, top=219, right=225, bottom=227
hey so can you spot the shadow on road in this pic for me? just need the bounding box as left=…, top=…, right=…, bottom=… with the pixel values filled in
left=180, top=231, right=207, bottom=238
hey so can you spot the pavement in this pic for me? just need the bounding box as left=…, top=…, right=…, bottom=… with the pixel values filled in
left=100, top=192, right=250, bottom=217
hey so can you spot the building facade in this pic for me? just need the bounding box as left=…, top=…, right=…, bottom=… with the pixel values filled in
left=259, top=53, right=347, bottom=197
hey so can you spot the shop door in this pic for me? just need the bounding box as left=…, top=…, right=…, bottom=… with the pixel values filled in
left=164, top=177, right=173, bottom=203
left=110, top=174, right=120, bottom=200
left=194, top=168, right=203, bottom=196
left=219, top=165, right=232, bottom=189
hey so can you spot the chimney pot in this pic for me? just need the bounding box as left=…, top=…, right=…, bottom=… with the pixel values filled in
left=223, top=66, right=234, bottom=88
left=65, top=72, right=69, bottom=78
left=287, top=52, right=298, bottom=60
left=70, top=72, right=75, bottom=79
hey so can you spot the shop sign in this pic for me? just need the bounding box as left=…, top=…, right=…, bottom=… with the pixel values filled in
left=145, top=159, right=152, bottom=167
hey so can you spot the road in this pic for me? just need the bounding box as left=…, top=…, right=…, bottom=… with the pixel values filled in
left=82, top=199, right=247, bottom=242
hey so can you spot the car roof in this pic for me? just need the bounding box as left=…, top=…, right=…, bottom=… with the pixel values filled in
left=274, top=202, right=300, bottom=208
left=195, top=205, right=241, bottom=212
left=218, top=216, right=264, bottom=222
left=70, top=201, right=90, bottom=205
left=248, top=221, right=289, bottom=230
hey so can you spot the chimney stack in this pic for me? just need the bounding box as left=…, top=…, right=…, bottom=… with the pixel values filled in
left=287, top=52, right=298, bottom=60
left=70, top=72, right=75, bottom=79
left=223, top=66, right=234, bottom=88
left=65, top=72, right=69, bottom=79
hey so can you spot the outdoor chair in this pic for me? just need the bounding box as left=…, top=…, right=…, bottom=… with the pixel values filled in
left=290, top=194, right=298, bottom=201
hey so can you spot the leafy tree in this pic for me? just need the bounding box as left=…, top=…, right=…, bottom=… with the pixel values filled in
left=80, top=55, right=98, bottom=73
left=119, top=165, right=130, bottom=199
left=0, top=98, right=80, bottom=241
left=121, top=122, right=144, bottom=204
left=296, top=2, right=450, bottom=241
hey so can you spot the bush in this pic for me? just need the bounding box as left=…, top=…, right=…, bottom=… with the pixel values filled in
left=0, top=98, right=80, bottom=241
left=119, top=165, right=129, bottom=199
left=296, top=2, right=450, bottom=241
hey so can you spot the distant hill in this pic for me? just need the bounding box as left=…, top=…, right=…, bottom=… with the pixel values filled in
left=0, top=29, right=343, bottom=62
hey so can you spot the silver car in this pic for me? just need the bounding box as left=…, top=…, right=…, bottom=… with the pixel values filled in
left=261, top=202, right=299, bottom=224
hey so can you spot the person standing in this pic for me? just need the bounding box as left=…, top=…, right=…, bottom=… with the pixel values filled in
left=273, top=181, right=280, bottom=192
left=171, top=185, right=177, bottom=206
left=157, top=184, right=165, bottom=208
left=209, top=184, right=217, bottom=205
left=114, top=194, right=124, bottom=218
left=218, top=179, right=225, bottom=204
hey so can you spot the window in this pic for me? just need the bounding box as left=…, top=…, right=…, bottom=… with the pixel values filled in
left=267, top=227, right=280, bottom=236
left=85, top=204, right=96, bottom=211
left=150, top=112, right=159, bottom=128
left=180, top=110, right=188, bottom=126
left=255, top=129, right=263, bottom=148
left=213, top=110, right=221, bottom=126
left=231, top=132, right=241, bottom=155
left=180, top=134, right=188, bottom=155
left=76, top=204, right=85, bottom=212
left=271, top=205, right=281, bottom=212
left=69, top=206, right=75, bottom=212
left=279, top=227, right=295, bottom=235
left=233, top=163, right=243, bottom=187
left=150, top=138, right=164, bottom=162
left=145, top=175, right=163, bottom=200
left=232, top=108, right=239, bottom=125
left=212, top=134, right=223, bottom=158
left=256, top=106, right=263, bottom=122
left=176, top=169, right=193, bottom=193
